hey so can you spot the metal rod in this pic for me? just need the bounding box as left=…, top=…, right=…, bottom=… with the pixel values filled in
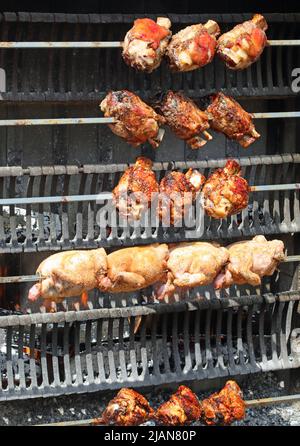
left=252, top=112, right=300, bottom=119
left=0, top=40, right=298, bottom=49
left=0, top=118, right=115, bottom=126
left=1, top=255, right=300, bottom=284
left=250, top=184, right=300, bottom=192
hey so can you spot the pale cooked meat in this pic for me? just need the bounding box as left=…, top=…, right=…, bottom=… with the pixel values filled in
left=214, top=235, right=285, bottom=289
left=100, top=90, right=165, bottom=148
left=159, top=91, right=212, bottom=149
left=217, top=14, right=268, bottom=70
left=206, top=92, right=260, bottom=147
left=166, top=20, right=220, bottom=72
left=122, top=17, right=171, bottom=72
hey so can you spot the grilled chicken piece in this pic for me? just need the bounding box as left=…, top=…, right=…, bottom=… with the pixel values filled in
left=166, top=20, right=220, bottom=72
left=206, top=93, right=260, bottom=147
left=95, top=388, right=154, bottom=426
left=155, top=385, right=201, bottom=426
left=99, top=244, right=168, bottom=293
left=214, top=235, right=285, bottom=289
left=28, top=249, right=107, bottom=302
left=159, top=169, right=206, bottom=225
left=202, top=159, right=250, bottom=219
left=155, top=242, right=229, bottom=300
left=113, top=157, right=159, bottom=220
left=100, top=90, right=165, bottom=148
left=217, top=14, right=268, bottom=70
left=159, top=91, right=212, bottom=149
left=122, top=17, right=172, bottom=72
left=200, top=380, right=246, bottom=425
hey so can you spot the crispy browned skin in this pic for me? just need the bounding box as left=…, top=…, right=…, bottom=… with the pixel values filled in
left=217, top=14, right=268, bottom=70
left=100, top=90, right=165, bottom=148
left=113, top=157, right=159, bottom=220
left=122, top=17, right=172, bottom=72
left=167, top=20, right=220, bottom=72
left=206, top=93, right=260, bottom=147
left=202, top=159, right=250, bottom=219
left=95, top=388, right=154, bottom=426
left=159, top=169, right=206, bottom=225
left=155, top=385, right=201, bottom=426
left=200, top=380, right=246, bottom=425
left=214, top=235, right=285, bottom=289
left=159, top=91, right=212, bottom=149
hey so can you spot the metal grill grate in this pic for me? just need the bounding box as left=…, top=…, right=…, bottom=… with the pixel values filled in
left=0, top=291, right=298, bottom=400
left=0, top=13, right=299, bottom=101
left=0, top=154, right=299, bottom=253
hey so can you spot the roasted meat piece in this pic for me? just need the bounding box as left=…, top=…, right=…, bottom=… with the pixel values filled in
left=99, top=244, right=168, bottom=293
left=159, top=91, right=212, bottom=149
left=100, top=90, right=165, bottom=148
left=200, top=380, right=246, bottom=425
left=95, top=388, right=154, bottom=426
left=155, top=385, right=201, bottom=426
left=206, top=92, right=260, bottom=147
left=155, top=242, right=229, bottom=300
left=28, top=249, right=107, bottom=302
left=214, top=235, right=285, bottom=289
left=202, top=159, right=250, bottom=219
left=113, top=157, right=159, bottom=220
left=122, top=17, right=172, bottom=72
left=159, top=169, right=206, bottom=225
left=166, top=20, right=220, bottom=72
left=217, top=14, right=268, bottom=70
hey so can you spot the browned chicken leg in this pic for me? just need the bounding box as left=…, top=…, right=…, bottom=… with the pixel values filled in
left=155, top=385, right=201, bottom=425
left=202, top=159, right=250, bottom=219
left=167, top=20, right=220, bottom=72
left=100, top=90, right=165, bottom=148
left=214, top=235, right=285, bottom=289
left=28, top=249, right=107, bottom=302
left=99, top=244, right=169, bottom=293
left=113, top=157, right=159, bottom=220
left=122, top=17, right=172, bottom=72
left=159, top=169, right=206, bottom=225
left=217, top=14, right=268, bottom=70
left=206, top=92, right=260, bottom=148
left=200, top=380, right=246, bottom=425
left=159, top=91, right=212, bottom=149
left=94, top=388, right=154, bottom=426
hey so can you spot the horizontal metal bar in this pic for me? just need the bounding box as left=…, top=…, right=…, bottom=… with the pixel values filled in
left=252, top=112, right=300, bottom=119
left=0, top=41, right=123, bottom=48
left=0, top=40, right=298, bottom=49
left=0, top=118, right=115, bottom=126
left=250, top=184, right=300, bottom=192
left=1, top=255, right=300, bottom=284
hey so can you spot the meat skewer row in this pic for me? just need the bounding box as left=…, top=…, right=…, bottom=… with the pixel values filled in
left=122, top=17, right=172, bottom=72
left=27, top=236, right=285, bottom=303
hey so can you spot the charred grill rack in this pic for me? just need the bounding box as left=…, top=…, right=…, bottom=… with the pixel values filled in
left=0, top=10, right=299, bottom=400
left=0, top=154, right=300, bottom=253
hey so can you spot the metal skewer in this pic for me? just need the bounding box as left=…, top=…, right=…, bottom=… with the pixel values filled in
left=0, top=40, right=298, bottom=49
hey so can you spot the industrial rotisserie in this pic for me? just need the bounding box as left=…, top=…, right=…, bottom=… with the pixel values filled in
left=95, top=388, right=154, bottom=426
left=100, top=90, right=165, bottom=148
left=155, top=242, right=229, bottom=300
left=201, top=159, right=250, bottom=219
left=206, top=92, right=260, bottom=148
left=113, top=157, right=159, bottom=220
left=159, top=169, right=206, bottom=225
left=214, top=235, right=286, bottom=289
left=122, top=17, right=172, bottom=72
left=200, top=380, right=246, bottom=425
left=154, top=385, right=202, bottom=425
left=166, top=20, right=220, bottom=72
left=27, top=249, right=107, bottom=302
left=159, top=91, right=212, bottom=149
left=217, top=14, right=268, bottom=70
left=99, top=244, right=169, bottom=293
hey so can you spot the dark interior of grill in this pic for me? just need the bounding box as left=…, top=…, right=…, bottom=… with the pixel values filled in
left=0, top=3, right=299, bottom=401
